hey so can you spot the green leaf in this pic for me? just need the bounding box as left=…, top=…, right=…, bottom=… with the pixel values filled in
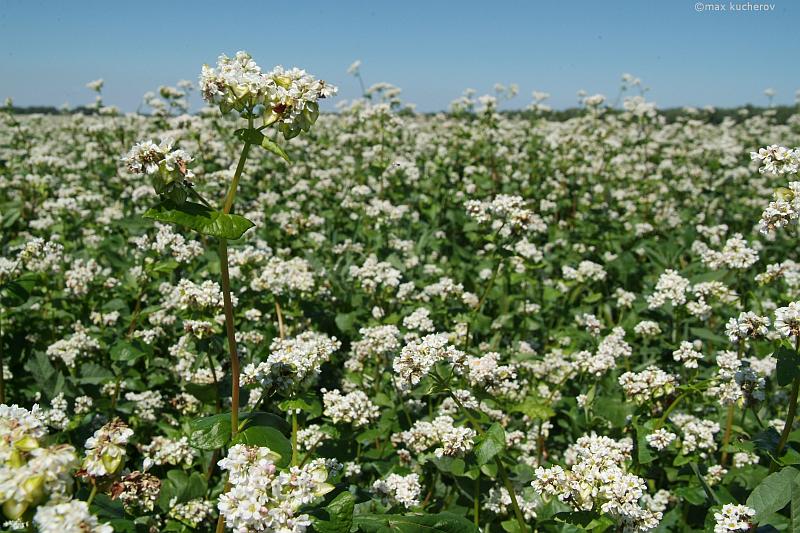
left=0, top=273, right=37, bottom=306
left=335, top=312, right=357, bottom=334
left=431, top=456, right=466, bottom=477
left=260, top=136, right=291, bottom=162
left=90, top=493, right=125, bottom=519
left=775, top=346, right=800, bottom=387
left=231, top=426, right=292, bottom=467
left=279, top=393, right=323, bottom=418
left=689, top=327, right=728, bottom=345
left=188, top=413, right=231, bottom=451
left=184, top=472, right=207, bottom=502
left=166, top=470, right=189, bottom=497
left=143, top=200, right=254, bottom=240
left=792, top=475, right=800, bottom=533
left=79, top=363, right=115, bottom=385
left=474, top=423, right=505, bottom=466
left=746, top=467, right=800, bottom=522
left=690, top=463, right=720, bottom=505
left=109, top=340, right=146, bottom=364
left=106, top=519, right=136, bottom=533
left=753, top=428, right=781, bottom=454
left=353, top=512, right=478, bottom=532
left=553, top=511, right=614, bottom=531
left=158, top=479, right=178, bottom=512
left=511, top=396, right=555, bottom=420
left=311, top=491, right=355, bottom=533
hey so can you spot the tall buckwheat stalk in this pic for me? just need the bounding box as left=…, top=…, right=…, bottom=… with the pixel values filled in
left=124, top=52, right=336, bottom=531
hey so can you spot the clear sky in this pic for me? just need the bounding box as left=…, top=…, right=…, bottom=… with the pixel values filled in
left=0, top=0, right=797, bottom=112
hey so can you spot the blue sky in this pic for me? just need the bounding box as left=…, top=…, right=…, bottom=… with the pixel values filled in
left=0, top=0, right=797, bottom=112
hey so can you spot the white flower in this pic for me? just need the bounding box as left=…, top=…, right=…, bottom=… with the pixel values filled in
left=372, top=473, right=421, bottom=509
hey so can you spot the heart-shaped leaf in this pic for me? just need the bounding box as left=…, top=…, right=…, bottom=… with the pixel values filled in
left=144, top=200, right=254, bottom=240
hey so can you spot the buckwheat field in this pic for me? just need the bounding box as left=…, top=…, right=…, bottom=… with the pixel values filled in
left=2, top=52, right=800, bottom=533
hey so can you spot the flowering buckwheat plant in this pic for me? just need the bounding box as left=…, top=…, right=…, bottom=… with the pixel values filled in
left=3, top=63, right=800, bottom=532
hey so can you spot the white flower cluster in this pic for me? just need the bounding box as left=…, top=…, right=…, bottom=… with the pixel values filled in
left=372, top=473, right=422, bottom=509
left=46, top=325, right=100, bottom=369
left=217, top=444, right=333, bottom=532
left=562, top=260, right=607, bottom=283
left=725, top=311, right=770, bottom=344
left=346, top=325, right=401, bottom=372
left=200, top=51, right=336, bottom=133
left=393, top=333, right=465, bottom=389
left=670, top=413, right=719, bottom=456
left=169, top=498, right=215, bottom=528
left=713, top=503, right=756, bottom=532
left=123, top=390, right=164, bottom=422
left=618, top=367, right=678, bottom=404
left=244, top=332, right=341, bottom=393
left=0, top=237, right=64, bottom=283
left=141, top=436, right=194, bottom=470
left=465, top=194, right=544, bottom=237
left=759, top=181, right=800, bottom=233
left=322, top=389, right=380, bottom=427
left=403, top=307, right=435, bottom=333
left=672, top=341, right=704, bottom=369
left=250, top=256, right=316, bottom=295
left=532, top=434, right=661, bottom=531
left=483, top=486, right=539, bottom=520
left=634, top=320, right=662, bottom=337
left=573, top=327, right=631, bottom=377
left=694, top=234, right=758, bottom=270
left=82, top=419, right=133, bottom=477
left=751, top=145, right=800, bottom=175
left=459, top=351, right=520, bottom=397
left=348, top=254, right=402, bottom=293
left=393, top=415, right=477, bottom=458
left=33, top=500, right=112, bottom=533
left=174, top=279, right=228, bottom=311
left=775, top=301, right=800, bottom=339
left=0, top=405, right=78, bottom=521
left=647, top=270, right=690, bottom=309
left=122, top=137, right=194, bottom=179
left=132, top=224, right=203, bottom=264
left=706, top=351, right=748, bottom=406
left=112, top=471, right=161, bottom=513
left=645, top=429, right=677, bottom=451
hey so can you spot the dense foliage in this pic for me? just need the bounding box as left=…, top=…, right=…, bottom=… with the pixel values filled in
left=2, top=54, right=800, bottom=532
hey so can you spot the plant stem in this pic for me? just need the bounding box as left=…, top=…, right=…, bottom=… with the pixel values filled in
left=291, top=410, right=299, bottom=466
left=473, top=475, right=480, bottom=527
left=86, top=482, right=98, bottom=506
left=222, top=143, right=252, bottom=215
left=218, top=239, right=240, bottom=438
left=217, top=136, right=253, bottom=440
left=0, top=308, right=5, bottom=405
left=275, top=300, right=286, bottom=339
left=720, top=404, right=734, bottom=466
left=772, top=375, right=800, bottom=472
left=657, top=390, right=689, bottom=428
left=449, top=392, right=529, bottom=533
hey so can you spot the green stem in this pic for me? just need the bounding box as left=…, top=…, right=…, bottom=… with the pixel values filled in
left=222, top=140, right=252, bottom=214
left=772, top=375, right=800, bottom=472
left=0, top=307, right=5, bottom=404
left=720, top=404, right=734, bottom=466
left=449, top=392, right=529, bottom=533
left=219, top=239, right=240, bottom=438
left=473, top=475, right=480, bottom=527
left=291, top=410, right=299, bottom=466
left=657, top=390, right=689, bottom=428
left=86, top=482, right=98, bottom=506
left=217, top=128, right=252, bottom=439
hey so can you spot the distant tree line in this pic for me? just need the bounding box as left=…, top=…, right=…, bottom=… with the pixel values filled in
left=6, top=104, right=799, bottom=124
